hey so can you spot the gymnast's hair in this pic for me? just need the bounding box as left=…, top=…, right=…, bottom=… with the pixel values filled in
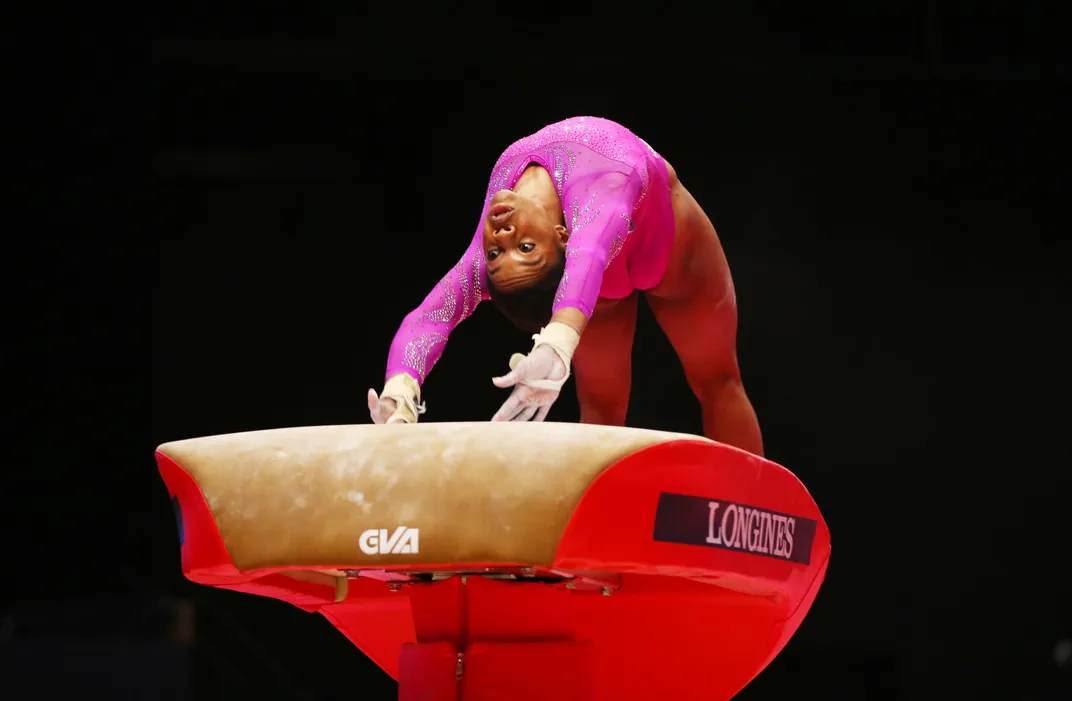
left=486, top=255, right=566, bottom=334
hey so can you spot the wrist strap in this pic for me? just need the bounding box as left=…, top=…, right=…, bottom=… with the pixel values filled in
left=381, top=373, right=425, bottom=423
left=532, top=321, right=581, bottom=365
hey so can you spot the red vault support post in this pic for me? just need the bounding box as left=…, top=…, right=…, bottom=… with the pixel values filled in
left=399, top=576, right=595, bottom=700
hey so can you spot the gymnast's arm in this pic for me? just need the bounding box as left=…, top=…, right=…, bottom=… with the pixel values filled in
left=549, top=170, right=641, bottom=334
left=371, top=229, right=489, bottom=423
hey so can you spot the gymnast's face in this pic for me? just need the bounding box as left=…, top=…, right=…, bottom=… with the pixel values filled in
left=482, top=190, right=569, bottom=291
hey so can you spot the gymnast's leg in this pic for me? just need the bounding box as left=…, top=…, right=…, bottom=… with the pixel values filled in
left=646, top=189, right=764, bottom=456
left=647, top=288, right=763, bottom=455
left=571, top=292, right=638, bottom=427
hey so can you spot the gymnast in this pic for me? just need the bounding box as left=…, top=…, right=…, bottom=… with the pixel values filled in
left=367, top=116, right=764, bottom=456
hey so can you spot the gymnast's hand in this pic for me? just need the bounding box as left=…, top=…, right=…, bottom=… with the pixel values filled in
left=491, top=344, right=568, bottom=422
left=369, top=373, right=424, bottom=424
left=367, top=390, right=403, bottom=424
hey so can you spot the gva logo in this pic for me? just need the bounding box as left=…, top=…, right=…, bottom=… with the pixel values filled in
left=359, top=527, right=419, bottom=555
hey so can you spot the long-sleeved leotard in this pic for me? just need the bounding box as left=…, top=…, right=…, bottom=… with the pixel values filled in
left=385, top=116, right=675, bottom=386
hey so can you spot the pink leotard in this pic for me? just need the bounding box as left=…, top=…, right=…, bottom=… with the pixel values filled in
left=385, top=116, right=675, bottom=386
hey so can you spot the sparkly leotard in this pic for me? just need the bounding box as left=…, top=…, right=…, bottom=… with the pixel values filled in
left=385, top=116, right=675, bottom=386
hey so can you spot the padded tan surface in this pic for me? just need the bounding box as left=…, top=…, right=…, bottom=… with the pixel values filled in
left=159, top=422, right=709, bottom=571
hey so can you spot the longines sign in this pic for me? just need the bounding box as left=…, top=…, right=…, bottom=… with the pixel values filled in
left=653, top=492, right=816, bottom=565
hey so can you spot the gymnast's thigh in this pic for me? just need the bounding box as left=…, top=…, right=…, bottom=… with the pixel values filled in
left=645, top=188, right=741, bottom=391
left=572, top=293, right=638, bottom=410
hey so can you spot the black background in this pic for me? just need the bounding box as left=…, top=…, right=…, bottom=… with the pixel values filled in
left=8, top=4, right=1069, bottom=700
